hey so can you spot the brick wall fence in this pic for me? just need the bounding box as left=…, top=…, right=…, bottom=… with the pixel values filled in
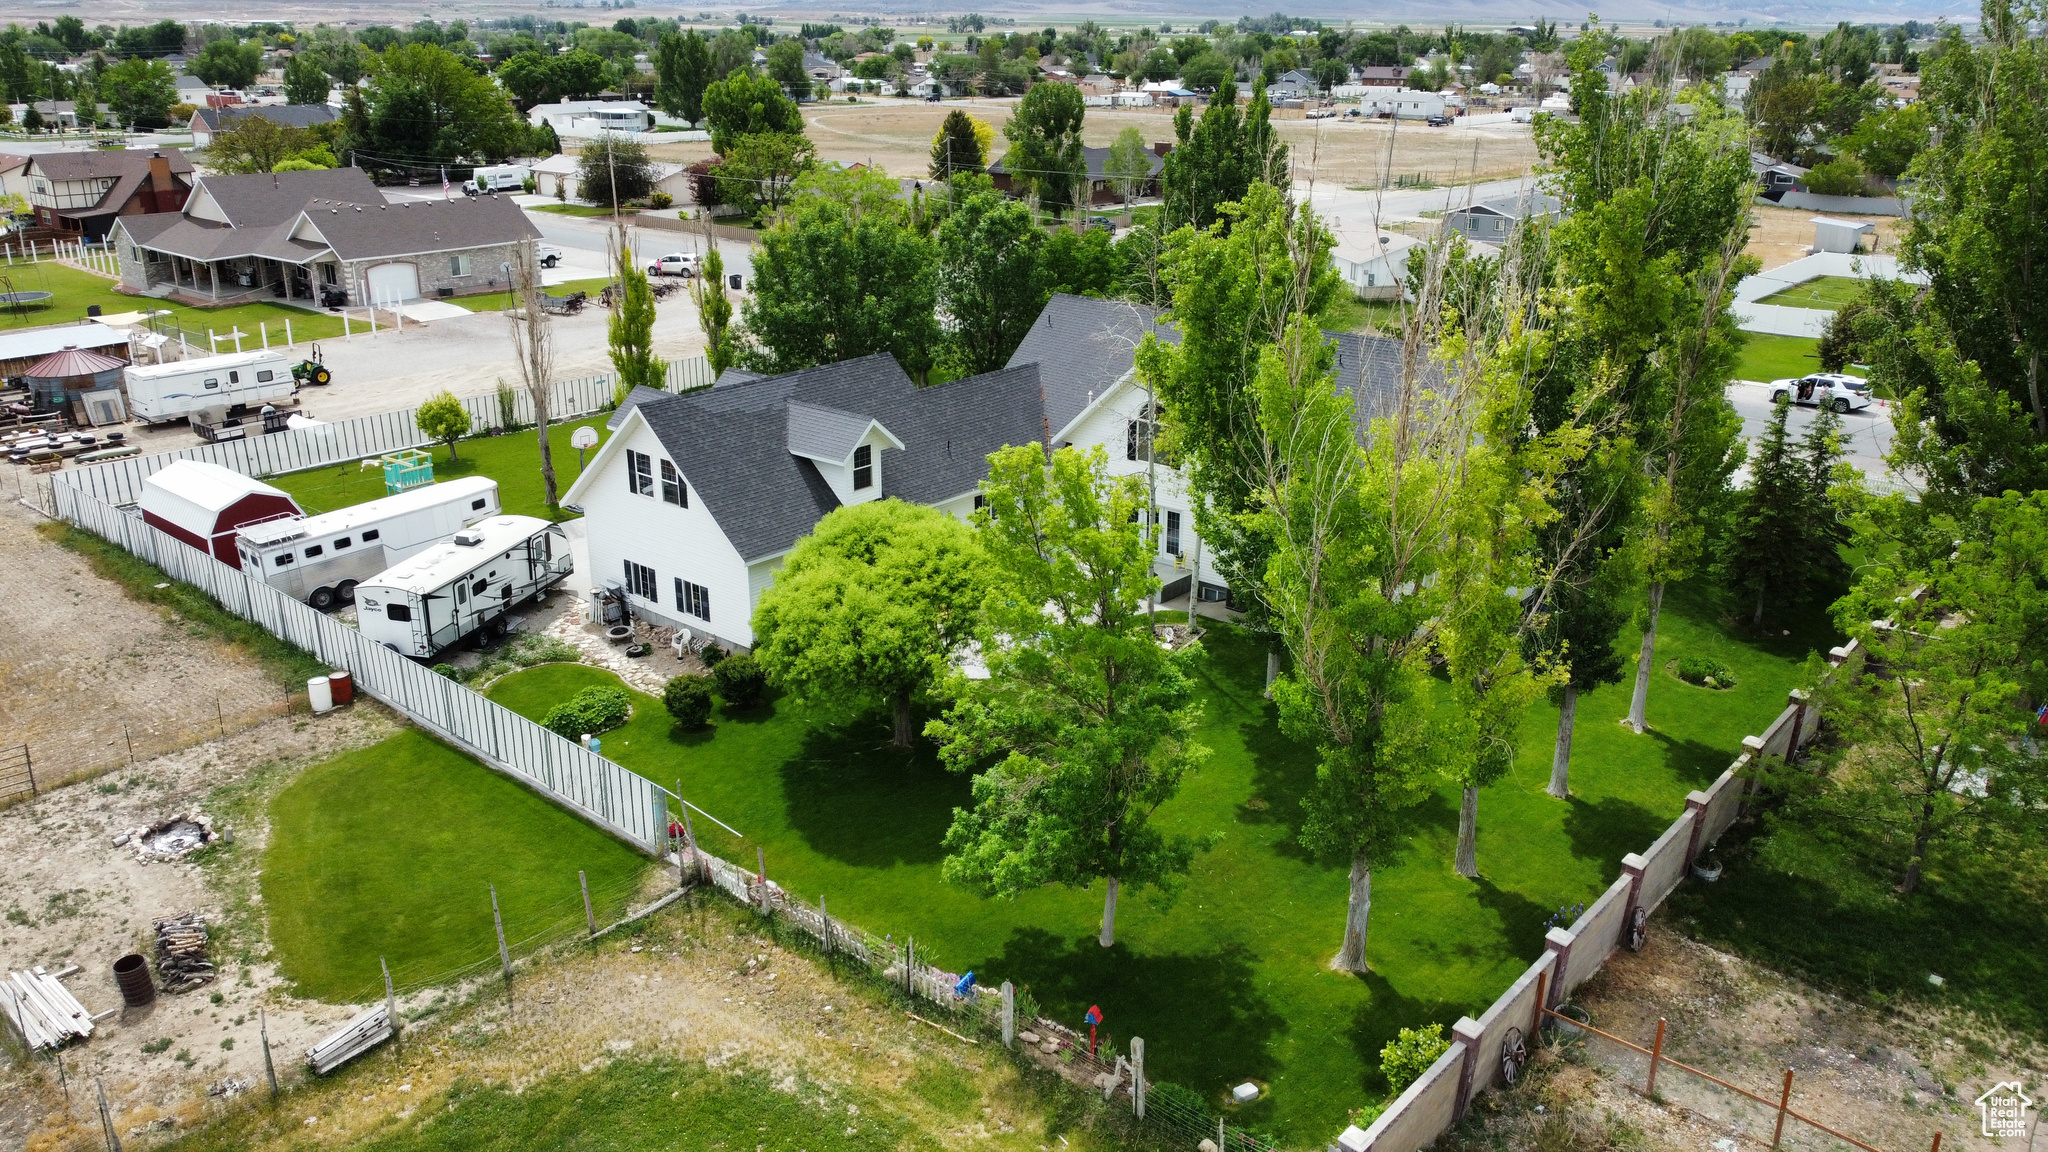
left=1336, top=657, right=1848, bottom=1152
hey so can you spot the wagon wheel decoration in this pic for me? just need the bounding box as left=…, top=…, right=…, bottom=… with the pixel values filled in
left=1500, top=1027, right=1530, bottom=1085
left=1628, top=906, right=1648, bottom=952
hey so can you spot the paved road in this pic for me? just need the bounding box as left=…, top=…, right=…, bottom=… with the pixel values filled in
left=1296, top=174, right=1535, bottom=231
left=1728, top=379, right=1898, bottom=489
left=524, top=210, right=758, bottom=284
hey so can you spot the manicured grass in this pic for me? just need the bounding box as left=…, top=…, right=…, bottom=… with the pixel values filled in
left=450, top=277, right=613, bottom=313
left=0, top=259, right=348, bottom=341
left=1667, top=782, right=2048, bottom=1038
left=1320, top=294, right=1404, bottom=335
left=266, top=417, right=612, bottom=521
left=1733, top=332, right=1822, bottom=383
left=261, top=730, right=651, bottom=1002
left=531, top=203, right=635, bottom=217
left=485, top=581, right=1829, bottom=1139
left=1755, top=275, right=1868, bottom=310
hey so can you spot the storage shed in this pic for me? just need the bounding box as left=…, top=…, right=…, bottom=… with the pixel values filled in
left=139, top=460, right=302, bottom=568
left=1811, top=216, right=1876, bottom=254
left=23, top=346, right=126, bottom=416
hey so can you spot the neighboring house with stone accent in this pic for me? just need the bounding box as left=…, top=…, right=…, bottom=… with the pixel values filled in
left=24, top=148, right=193, bottom=240
left=111, top=167, right=539, bottom=306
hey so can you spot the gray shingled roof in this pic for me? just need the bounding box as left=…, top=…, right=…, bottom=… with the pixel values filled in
left=296, top=193, right=539, bottom=260
left=623, top=355, right=1049, bottom=563
left=1005, top=292, right=1414, bottom=436
left=27, top=148, right=192, bottom=221
left=195, top=168, right=381, bottom=227
left=989, top=144, right=1165, bottom=184
left=193, top=104, right=340, bottom=133
left=786, top=401, right=884, bottom=462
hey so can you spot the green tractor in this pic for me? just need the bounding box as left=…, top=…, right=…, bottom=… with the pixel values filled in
left=291, top=344, right=333, bottom=387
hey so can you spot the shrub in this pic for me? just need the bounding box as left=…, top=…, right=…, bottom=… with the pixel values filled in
left=1676, top=655, right=1737, bottom=689
left=1380, top=1023, right=1449, bottom=1093
left=648, top=190, right=673, bottom=209
left=543, top=685, right=632, bottom=739
left=698, top=643, right=728, bottom=668
left=663, top=675, right=713, bottom=728
left=711, top=652, right=766, bottom=707
left=1817, top=301, right=1866, bottom=372
left=1147, top=1081, right=1210, bottom=1125
left=1803, top=157, right=1865, bottom=197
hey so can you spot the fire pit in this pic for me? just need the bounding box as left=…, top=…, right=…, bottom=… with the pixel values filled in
left=123, top=814, right=217, bottom=862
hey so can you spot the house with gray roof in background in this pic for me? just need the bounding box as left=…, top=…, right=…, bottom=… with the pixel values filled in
left=111, top=167, right=539, bottom=306
left=568, top=293, right=1426, bottom=644
left=188, top=103, right=340, bottom=147
left=1445, top=192, right=1563, bottom=244
left=25, top=148, right=193, bottom=239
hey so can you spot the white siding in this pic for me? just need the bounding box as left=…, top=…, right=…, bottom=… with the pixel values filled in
left=1061, top=378, right=1219, bottom=594
left=576, top=420, right=758, bottom=648
left=808, top=426, right=895, bottom=508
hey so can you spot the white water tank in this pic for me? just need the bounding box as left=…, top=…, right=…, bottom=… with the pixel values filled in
left=307, top=675, right=334, bottom=714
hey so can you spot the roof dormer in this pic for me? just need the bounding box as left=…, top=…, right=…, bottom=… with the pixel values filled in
left=786, top=400, right=904, bottom=507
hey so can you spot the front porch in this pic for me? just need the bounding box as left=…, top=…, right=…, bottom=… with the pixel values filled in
left=129, top=249, right=346, bottom=309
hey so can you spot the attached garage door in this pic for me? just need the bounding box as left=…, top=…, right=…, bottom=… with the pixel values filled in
left=365, top=262, right=420, bottom=303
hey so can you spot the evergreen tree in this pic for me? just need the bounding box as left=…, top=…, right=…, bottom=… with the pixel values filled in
left=608, top=236, right=666, bottom=399
left=692, top=246, right=736, bottom=374
left=928, top=108, right=985, bottom=180
left=1722, top=395, right=1812, bottom=627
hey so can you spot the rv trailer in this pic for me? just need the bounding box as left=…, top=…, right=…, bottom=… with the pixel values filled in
left=124, top=351, right=298, bottom=425
left=236, top=477, right=502, bottom=608
left=354, top=516, right=572, bottom=657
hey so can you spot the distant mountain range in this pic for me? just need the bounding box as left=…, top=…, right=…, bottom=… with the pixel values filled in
left=752, top=0, right=1971, bottom=24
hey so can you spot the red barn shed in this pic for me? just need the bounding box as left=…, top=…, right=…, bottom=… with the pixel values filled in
left=139, top=460, right=302, bottom=569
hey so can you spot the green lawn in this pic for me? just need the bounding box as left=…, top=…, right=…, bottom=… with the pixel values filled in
left=1733, top=332, right=1822, bottom=382
left=0, top=259, right=349, bottom=342
left=484, top=582, right=1830, bottom=1140
left=261, top=730, right=651, bottom=1002
left=1320, top=294, right=1404, bottom=335
left=267, top=417, right=612, bottom=520
left=531, top=203, right=634, bottom=218
left=1667, top=775, right=2048, bottom=1038
left=1755, top=275, right=1868, bottom=310
left=451, top=277, right=614, bottom=313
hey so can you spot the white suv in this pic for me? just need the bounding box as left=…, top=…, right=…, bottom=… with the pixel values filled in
left=647, top=253, right=701, bottom=278
left=1770, top=372, right=1872, bottom=413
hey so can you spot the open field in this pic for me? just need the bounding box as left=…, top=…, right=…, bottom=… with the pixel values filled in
left=481, top=583, right=1831, bottom=1139
left=1757, top=275, right=1868, bottom=310
left=1744, top=203, right=1904, bottom=271
left=261, top=729, right=653, bottom=1002
left=640, top=98, right=1539, bottom=188
left=1734, top=332, right=1824, bottom=383
left=266, top=416, right=612, bottom=520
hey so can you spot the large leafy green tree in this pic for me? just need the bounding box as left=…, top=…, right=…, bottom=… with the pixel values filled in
left=935, top=186, right=1047, bottom=375
left=654, top=30, right=712, bottom=123
left=344, top=42, right=524, bottom=166
left=932, top=444, right=1209, bottom=948
left=999, top=78, right=1087, bottom=218
left=738, top=169, right=940, bottom=381
left=191, top=39, right=262, bottom=88
left=692, top=247, right=736, bottom=374
left=702, top=68, right=804, bottom=154
left=1157, top=77, right=1243, bottom=233
left=753, top=499, right=985, bottom=748
left=713, top=131, right=815, bottom=218
left=283, top=53, right=329, bottom=105
left=577, top=134, right=656, bottom=208
left=100, top=59, right=176, bottom=129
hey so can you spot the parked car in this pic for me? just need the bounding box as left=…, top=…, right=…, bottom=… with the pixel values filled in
left=648, top=253, right=701, bottom=278
left=925, top=93, right=942, bottom=102
left=1770, top=373, right=1873, bottom=413
left=1426, top=114, right=1453, bottom=127
left=1086, top=215, right=1116, bottom=234
left=537, top=245, right=564, bottom=269
left=1344, top=107, right=1364, bottom=118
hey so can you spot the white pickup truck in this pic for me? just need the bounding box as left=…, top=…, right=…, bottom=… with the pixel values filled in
left=1770, top=372, right=1873, bottom=413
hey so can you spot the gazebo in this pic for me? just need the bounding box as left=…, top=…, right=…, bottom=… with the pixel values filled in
left=22, top=345, right=125, bottom=414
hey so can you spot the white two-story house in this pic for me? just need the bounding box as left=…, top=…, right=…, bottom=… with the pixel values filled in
left=566, top=294, right=1412, bottom=648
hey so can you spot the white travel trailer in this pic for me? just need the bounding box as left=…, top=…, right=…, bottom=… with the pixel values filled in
left=354, top=516, right=572, bottom=657
left=125, top=351, right=297, bottom=425
left=235, top=477, right=502, bottom=609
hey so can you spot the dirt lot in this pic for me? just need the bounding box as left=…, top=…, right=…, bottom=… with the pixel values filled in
left=0, top=500, right=290, bottom=789
left=0, top=703, right=400, bottom=1152
left=1463, top=926, right=2048, bottom=1152
left=1746, top=203, right=1906, bottom=273
left=640, top=97, right=1539, bottom=189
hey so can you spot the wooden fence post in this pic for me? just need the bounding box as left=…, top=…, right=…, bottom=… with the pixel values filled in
left=1772, top=1068, right=1795, bottom=1147
left=819, top=894, right=831, bottom=955
left=490, top=884, right=511, bottom=981
left=1001, top=981, right=1015, bottom=1049
left=1130, top=1036, right=1145, bottom=1119
left=1644, top=1018, right=1666, bottom=1098
left=581, top=870, right=595, bottom=936
left=260, top=1007, right=278, bottom=1095
left=95, top=1075, right=119, bottom=1152
left=756, top=846, right=768, bottom=913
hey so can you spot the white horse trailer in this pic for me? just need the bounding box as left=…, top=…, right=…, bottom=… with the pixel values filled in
left=355, top=517, right=572, bottom=658
left=124, top=351, right=297, bottom=425
left=235, top=477, right=502, bottom=609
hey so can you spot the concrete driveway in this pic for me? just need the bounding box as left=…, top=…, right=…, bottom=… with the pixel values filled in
left=1727, top=379, right=1900, bottom=490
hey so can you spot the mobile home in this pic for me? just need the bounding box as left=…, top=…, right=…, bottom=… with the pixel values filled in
left=236, top=477, right=502, bottom=609
left=354, top=516, right=572, bottom=657
left=125, top=350, right=297, bottom=425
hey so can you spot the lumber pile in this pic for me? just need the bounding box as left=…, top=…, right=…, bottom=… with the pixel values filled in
left=305, top=1005, right=392, bottom=1075
left=0, top=968, right=93, bottom=1050
left=154, top=912, right=214, bottom=994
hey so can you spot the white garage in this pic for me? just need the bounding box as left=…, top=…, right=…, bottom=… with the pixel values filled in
left=364, top=261, right=420, bottom=303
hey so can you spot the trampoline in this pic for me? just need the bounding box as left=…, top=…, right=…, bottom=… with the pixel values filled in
left=0, top=291, right=53, bottom=312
